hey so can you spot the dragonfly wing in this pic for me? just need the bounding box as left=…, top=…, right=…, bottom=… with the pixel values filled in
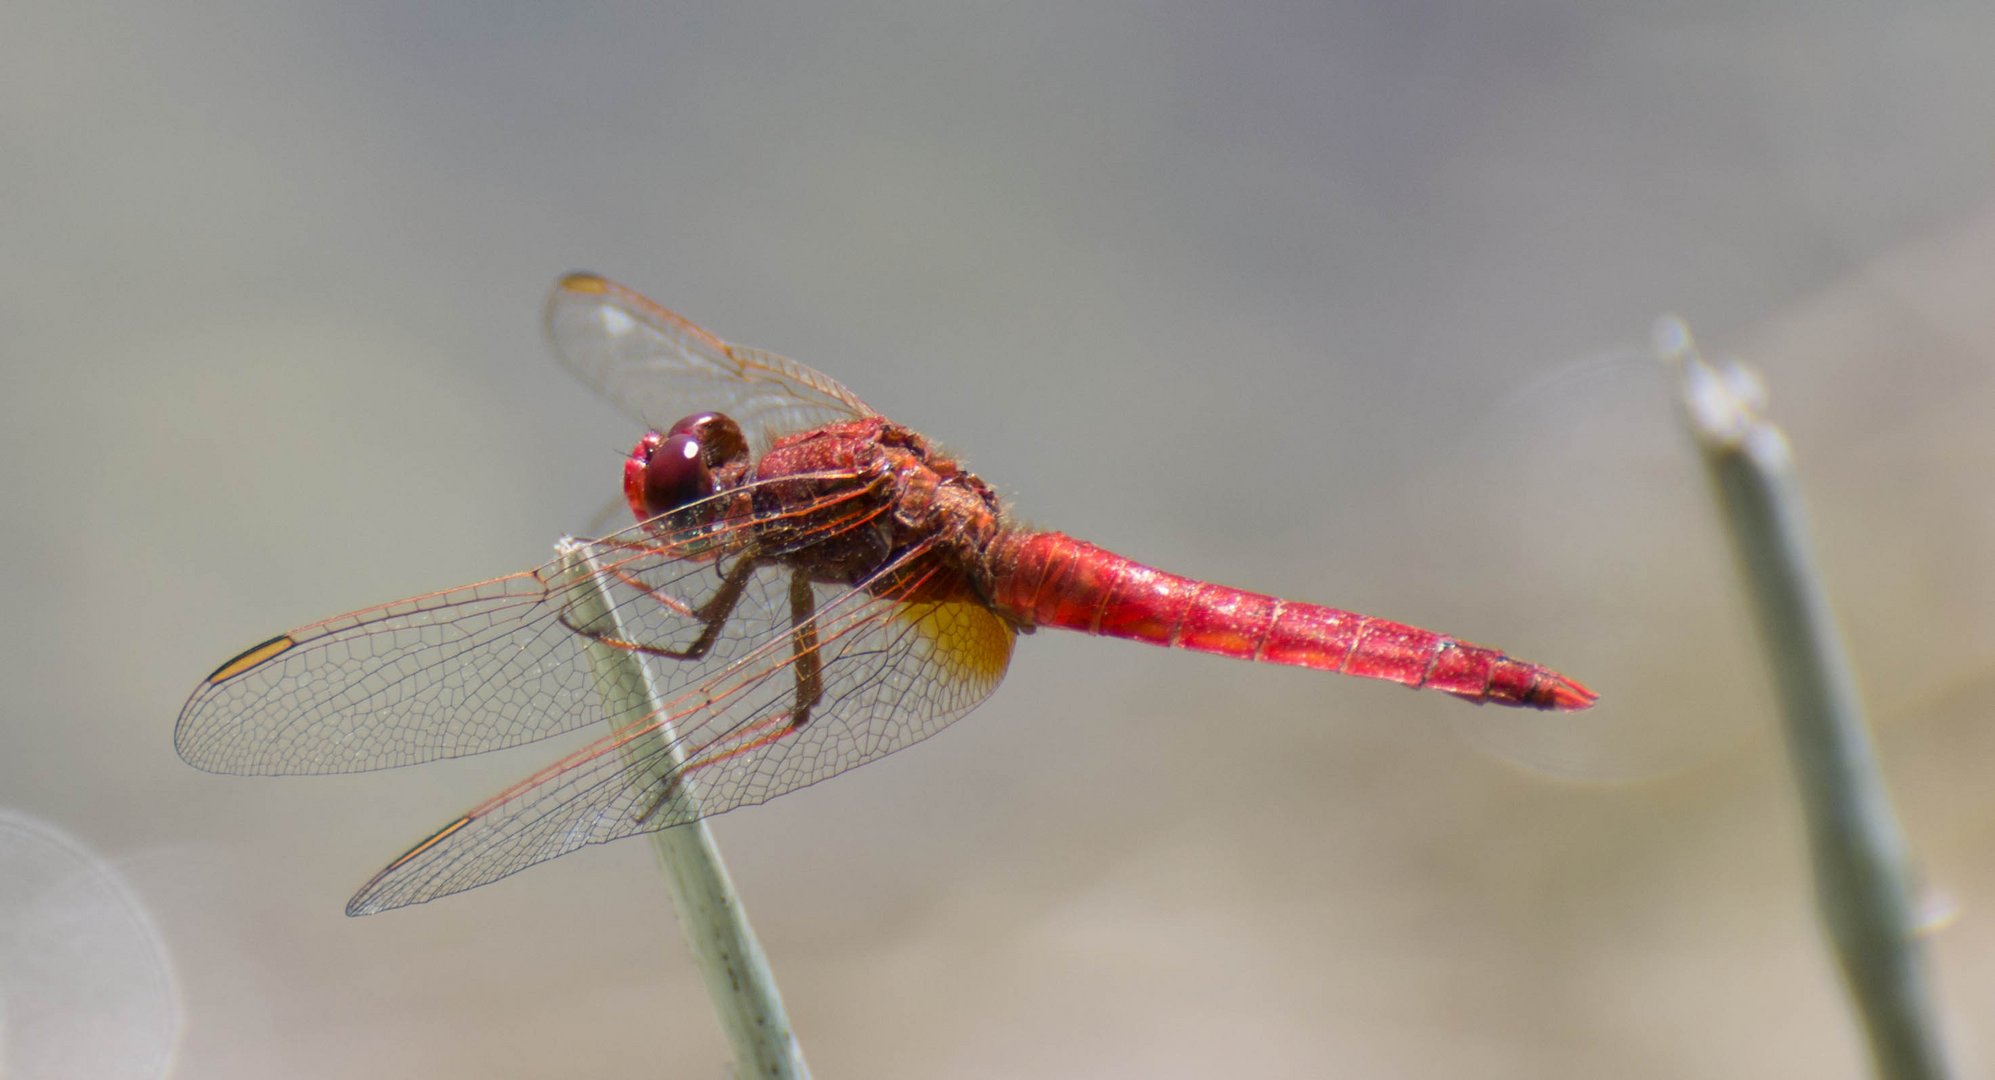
left=344, top=548, right=1016, bottom=914
left=175, top=478, right=878, bottom=776
left=177, top=569, right=582, bottom=775
left=545, top=273, right=876, bottom=457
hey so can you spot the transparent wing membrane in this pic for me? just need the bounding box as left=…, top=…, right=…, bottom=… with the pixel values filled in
left=180, top=472, right=1016, bottom=912
left=181, top=275, right=1020, bottom=913
left=545, top=273, right=875, bottom=458
left=177, top=471, right=888, bottom=775
left=347, top=550, right=1013, bottom=913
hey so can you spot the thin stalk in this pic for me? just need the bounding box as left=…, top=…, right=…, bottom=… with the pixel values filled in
left=1656, top=320, right=1952, bottom=1079
left=556, top=539, right=812, bottom=1080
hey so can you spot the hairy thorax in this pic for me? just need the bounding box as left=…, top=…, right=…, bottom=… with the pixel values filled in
left=747, top=417, right=1008, bottom=602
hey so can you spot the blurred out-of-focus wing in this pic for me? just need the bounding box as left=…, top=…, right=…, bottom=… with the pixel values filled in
left=545, top=273, right=876, bottom=457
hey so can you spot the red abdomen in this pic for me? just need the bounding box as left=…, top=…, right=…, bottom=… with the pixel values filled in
left=985, top=531, right=1594, bottom=710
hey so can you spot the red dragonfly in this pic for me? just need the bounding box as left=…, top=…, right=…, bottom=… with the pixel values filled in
left=177, top=274, right=1595, bottom=915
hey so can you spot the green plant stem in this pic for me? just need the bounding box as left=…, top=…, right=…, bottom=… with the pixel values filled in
left=557, top=540, right=812, bottom=1080
left=1657, top=320, right=1951, bottom=1080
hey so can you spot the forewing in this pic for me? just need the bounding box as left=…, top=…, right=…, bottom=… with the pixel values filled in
left=545, top=273, right=875, bottom=457
left=344, top=549, right=1017, bottom=914
left=175, top=473, right=882, bottom=776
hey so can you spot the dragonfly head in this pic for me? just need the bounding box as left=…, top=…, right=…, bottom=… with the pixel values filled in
left=623, top=411, right=751, bottom=525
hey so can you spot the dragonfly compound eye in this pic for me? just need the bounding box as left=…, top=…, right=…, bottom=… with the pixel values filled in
left=624, top=430, right=714, bottom=522
left=623, top=412, right=752, bottom=524
left=665, top=411, right=749, bottom=469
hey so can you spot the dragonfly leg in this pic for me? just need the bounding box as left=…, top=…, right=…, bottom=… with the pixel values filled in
left=562, top=554, right=763, bottom=661
left=635, top=570, right=825, bottom=824
left=577, top=535, right=710, bottom=616
left=605, top=564, right=699, bottom=618
left=784, top=569, right=825, bottom=728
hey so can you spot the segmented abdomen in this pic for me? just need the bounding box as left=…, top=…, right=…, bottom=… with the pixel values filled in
left=985, top=531, right=1594, bottom=710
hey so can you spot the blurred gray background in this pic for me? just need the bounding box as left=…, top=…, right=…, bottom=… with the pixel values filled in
left=6, top=3, right=1995, bottom=1077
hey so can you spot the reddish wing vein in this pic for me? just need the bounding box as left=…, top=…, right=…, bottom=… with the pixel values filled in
left=345, top=542, right=1016, bottom=914
left=545, top=273, right=876, bottom=460
left=176, top=471, right=886, bottom=776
